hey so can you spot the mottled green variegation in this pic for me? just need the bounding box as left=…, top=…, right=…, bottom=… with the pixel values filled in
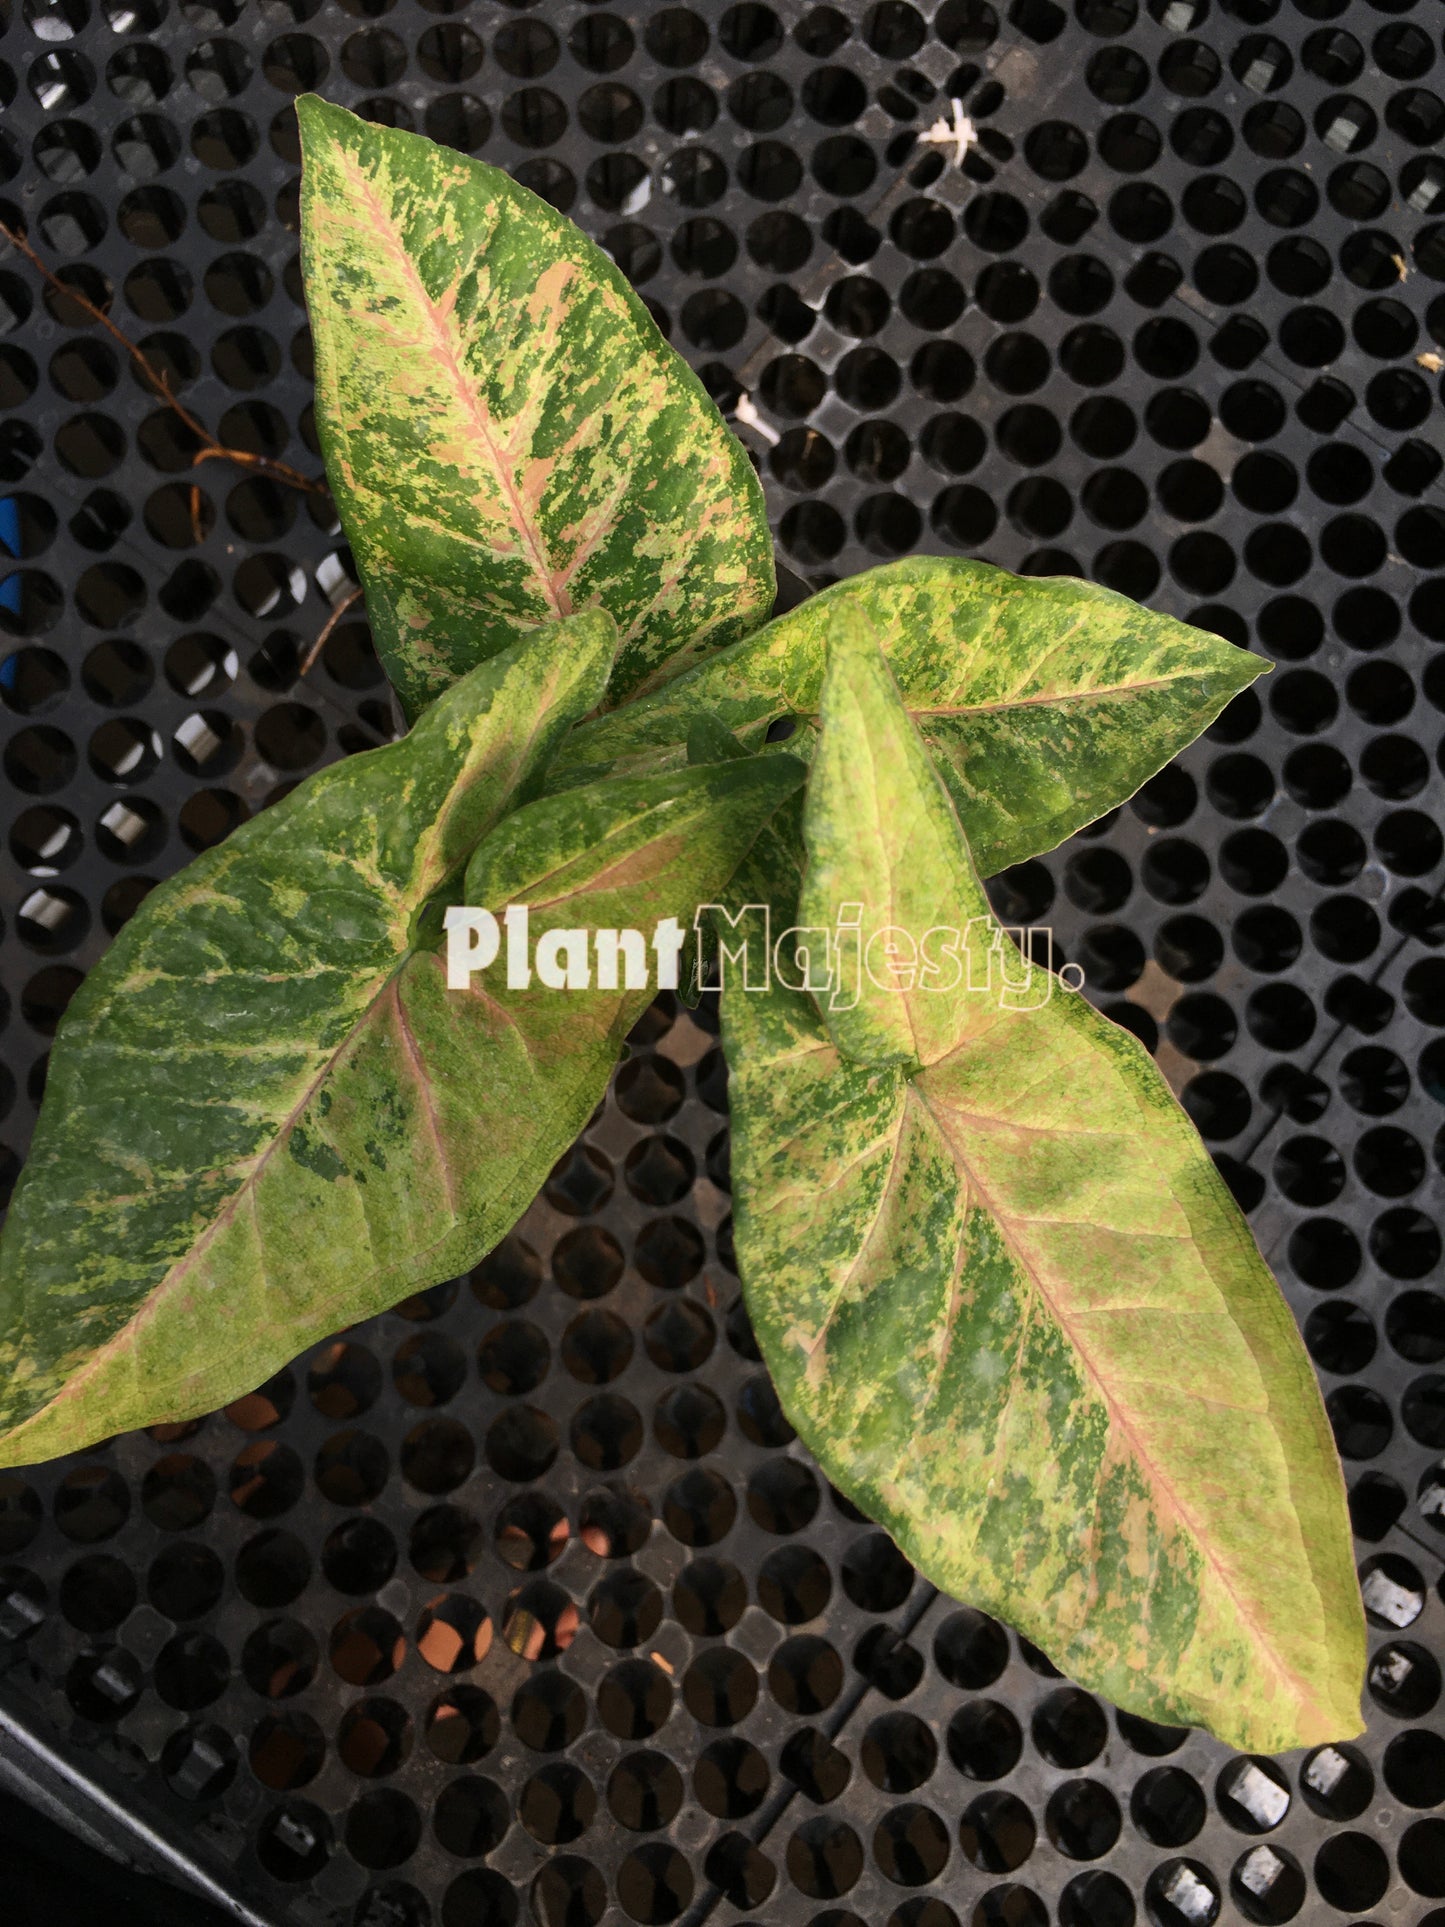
left=0, top=615, right=614, bottom=1462
left=555, top=557, right=1265, bottom=876
left=723, top=604, right=1363, bottom=1753
left=0, top=101, right=1353, bottom=1765
left=298, top=95, right=773, bottom=720
left=0, top=606, right=798, bottom=1466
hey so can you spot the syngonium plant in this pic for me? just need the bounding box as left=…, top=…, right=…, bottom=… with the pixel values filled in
left=0, top=98, right=1364, bottom=1754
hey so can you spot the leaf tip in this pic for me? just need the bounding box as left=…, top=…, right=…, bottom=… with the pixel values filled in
left=685, top=712, right=749, bottom=766
left=294, top=90, right=338, bottom=147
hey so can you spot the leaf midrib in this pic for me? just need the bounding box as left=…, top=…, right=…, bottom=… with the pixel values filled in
left=914, top=1076, right=1330, bottom=1721
left=60, top=949, right=414, bottom=1372
left=337, top=144, right=568, bottom=622
left=919, top=669, right=1222, bottom=715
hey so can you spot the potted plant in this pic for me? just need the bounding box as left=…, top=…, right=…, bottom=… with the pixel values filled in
left=0, top=100, right=1363, bottom=1757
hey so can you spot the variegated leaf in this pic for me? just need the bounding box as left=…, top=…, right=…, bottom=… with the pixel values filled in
left=298, top=95, right=774, bottom=720
left=0, top=616, right=799, bottom=1465
left=722, top=603, right=1363, bottom=1753
left=0, top=613, right=616, bottom=1463
left=555, top=556, right=1265, bottom=877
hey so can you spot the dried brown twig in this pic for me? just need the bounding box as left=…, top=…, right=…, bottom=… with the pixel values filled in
left=298, top=583, right=365, bottom=679
left=2, top=213, right=354, bottom=678
left=0, top=215, right=327, bottom=499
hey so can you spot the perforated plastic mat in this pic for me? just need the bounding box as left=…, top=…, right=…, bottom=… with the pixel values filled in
left=2, top=0, right=1445, bottom=1924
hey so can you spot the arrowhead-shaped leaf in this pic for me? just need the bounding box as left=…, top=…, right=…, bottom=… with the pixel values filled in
left=0, top=614, right=798, bottom=1466
left=556, top=557, right=1265, bottom=876
left=297, top=95, right=774, bottom=720
left=0, top=612, right=616, bottom=1463
left=722, top=604, right=1363, bottom=1753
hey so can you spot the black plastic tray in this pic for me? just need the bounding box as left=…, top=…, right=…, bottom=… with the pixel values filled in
left=2, top=2, right=1444, bottom=1924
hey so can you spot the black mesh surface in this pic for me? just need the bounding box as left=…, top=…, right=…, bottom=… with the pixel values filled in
left=2, top=2, right=1445, bottom=1925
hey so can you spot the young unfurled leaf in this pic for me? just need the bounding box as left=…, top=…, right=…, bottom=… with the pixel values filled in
left=722, top=604, right=1363, bottom=1753
left=555, top=557, right=1264, bottom=876
left=298, top=95, right=774, bottom=720
left=0, top=615, right=618, bottom=1464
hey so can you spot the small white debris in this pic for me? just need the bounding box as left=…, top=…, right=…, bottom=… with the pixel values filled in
left=1161, top=1863, right=1216, bottom=1923
left=28, top=820, right=73, bottom=869
left=176, top=713, right=223, bottom=763
left=20, top=889, right=73, bottom=934
left=1373, top=1648, right=1415, bottom=1693
left=1321, top=110, right=1365, bottom=154
left=0, top=1583, right=44, bottom=1634
left=1417, top=351, right=1444, bottom=374
left=734, top=393, right=779, bottom=446
left=619, top=174, right=651, bottom=216
left=274, top=1811, right=320, bottom=1856
left=1304, top=1746, right=1350, bottom=1798
left=100, top=802, right=150, bottom=849
left=918, top=98, right=978, bottom=170
left=1238, top=1848, right=1286, bottom=1899
left=93, top=1658, right=135, bottom=1702
left=316, top=551, right=354, bottom=606
left=1228, top=1762, right=1289, bottom=1829
left=1362, top=1566, right=1421, bottom=1628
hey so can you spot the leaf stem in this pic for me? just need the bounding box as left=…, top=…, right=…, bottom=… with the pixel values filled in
left=298, top=583, right=365, bottom=678
left=0, top=216, right=327, bottom=499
